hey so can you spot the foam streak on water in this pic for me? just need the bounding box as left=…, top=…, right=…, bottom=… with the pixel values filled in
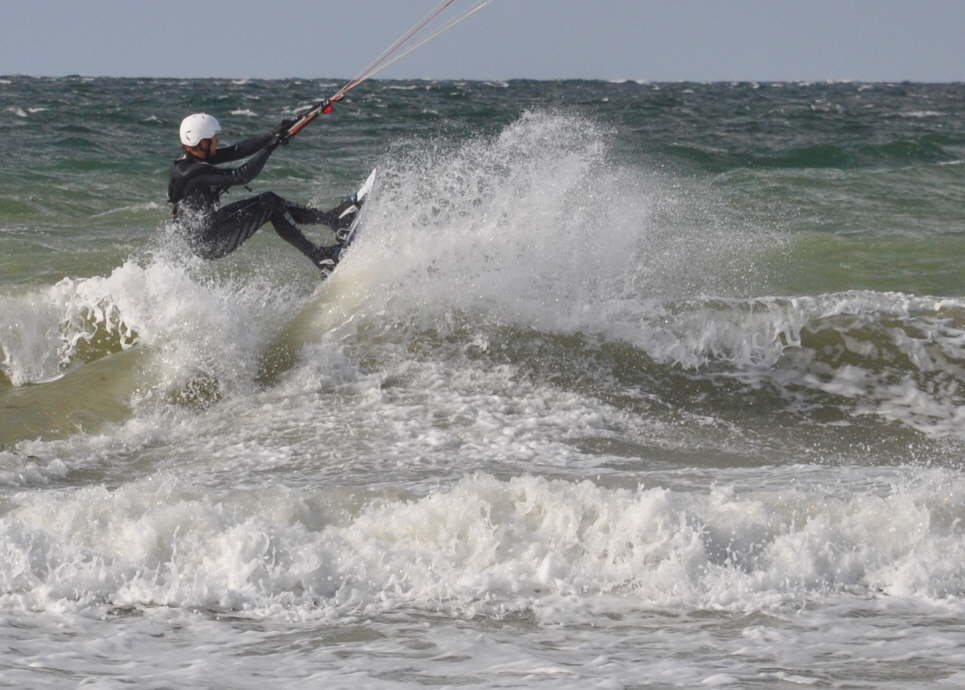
left=2, top=472, right=965, bottom=687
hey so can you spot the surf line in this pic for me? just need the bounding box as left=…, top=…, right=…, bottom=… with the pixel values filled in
left=280, top=0, right=493, bottom=143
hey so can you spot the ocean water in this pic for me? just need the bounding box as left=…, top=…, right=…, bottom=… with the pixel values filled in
left=1, top=76, right=964, bottom=688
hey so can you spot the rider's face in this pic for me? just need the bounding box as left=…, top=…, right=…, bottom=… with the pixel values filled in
left=202, top=135, right=219, bottom=159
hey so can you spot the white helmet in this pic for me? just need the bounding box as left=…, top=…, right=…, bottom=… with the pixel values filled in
left=179, top=113, right=222, bottom=147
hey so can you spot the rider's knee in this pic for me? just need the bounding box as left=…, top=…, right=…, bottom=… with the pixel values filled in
left=259, top=191, right=286, bottom=212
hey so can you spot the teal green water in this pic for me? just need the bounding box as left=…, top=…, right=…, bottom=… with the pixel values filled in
left=3, top=78, right=963, bottom=294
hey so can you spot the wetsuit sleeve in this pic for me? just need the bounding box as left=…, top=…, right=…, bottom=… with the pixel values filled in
left=181, top=145, right=274, bottom=194
left=210, top=133, right=275, bottom=164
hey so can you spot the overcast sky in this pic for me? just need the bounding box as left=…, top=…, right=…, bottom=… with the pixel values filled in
left=3, top=0, right=964, bottom=82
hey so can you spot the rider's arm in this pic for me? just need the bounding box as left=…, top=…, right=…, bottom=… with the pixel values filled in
left=183, top=144, right=275, bottom=192
left=209, top=133, right=275, bottom=164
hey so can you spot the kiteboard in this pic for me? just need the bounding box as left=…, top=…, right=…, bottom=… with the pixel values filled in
left=336, top=167, right=377, bottom=249
left=317, top=167, right=376, bottom=280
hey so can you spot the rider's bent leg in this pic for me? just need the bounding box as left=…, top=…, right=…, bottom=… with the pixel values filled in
left=200, top=192, right=338, bottom=267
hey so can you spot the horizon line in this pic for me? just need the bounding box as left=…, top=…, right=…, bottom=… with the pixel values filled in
left=3, top=73, right=963, bottom=85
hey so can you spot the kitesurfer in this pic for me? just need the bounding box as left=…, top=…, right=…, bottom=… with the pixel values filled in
left=167, top=113, right=357, bottom=270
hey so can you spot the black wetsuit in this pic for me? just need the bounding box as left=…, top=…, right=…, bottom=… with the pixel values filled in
left=167, top=132, right=347, bottom=266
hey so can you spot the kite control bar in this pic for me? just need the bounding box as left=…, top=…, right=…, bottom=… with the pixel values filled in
left=281, top=98, right=336, bottom=143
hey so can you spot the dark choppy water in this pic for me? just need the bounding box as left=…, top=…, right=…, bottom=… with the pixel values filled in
left=1, top=76, right=964, bottom=688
